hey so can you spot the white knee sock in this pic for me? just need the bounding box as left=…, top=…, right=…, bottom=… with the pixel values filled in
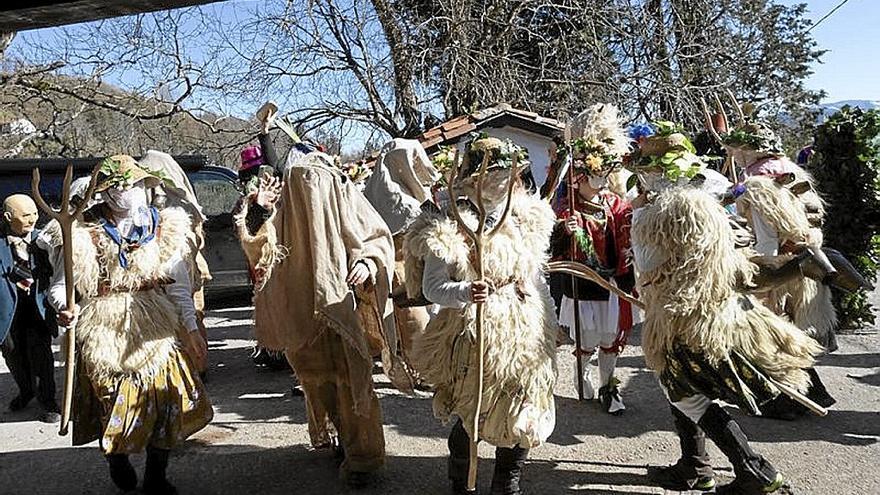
left=575, top=351, right=595, bottom=399
left=598, top=350, right=618, bottom=387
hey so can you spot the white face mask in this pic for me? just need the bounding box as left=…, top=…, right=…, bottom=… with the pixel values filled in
left=588, top=175, right=608, bottom=190
left=106, top=185, right=150, bottom=225
left=639, top=172, right=668, bottom=193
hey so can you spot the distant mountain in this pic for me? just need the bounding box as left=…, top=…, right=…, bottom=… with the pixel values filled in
left=817, top=100, right=880, bottom=123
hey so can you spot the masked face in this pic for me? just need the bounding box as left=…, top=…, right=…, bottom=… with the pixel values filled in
left=105, top=184, right=150, bottom=225
left=588, top=175, right=608, bottom=190
left=639, top=171, right=664, bottom=193
left=460, top=169, right=513, bottom=209
left=573, top=170, right=607, bottom=198
left=3, top=195, right=38, bottom=236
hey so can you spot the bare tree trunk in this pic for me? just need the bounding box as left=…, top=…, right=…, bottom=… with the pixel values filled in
left=371, top=0, right=422, bottom=137
left=647, top=0, right=674, bottom=118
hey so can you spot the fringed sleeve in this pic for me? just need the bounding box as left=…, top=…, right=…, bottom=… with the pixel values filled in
left=234, top=198, right=284, bottom=290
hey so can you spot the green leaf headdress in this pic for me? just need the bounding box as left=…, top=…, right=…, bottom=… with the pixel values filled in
left=630, top=121, right=707, bottom=183
left=95, top=155, right=163, bottom=192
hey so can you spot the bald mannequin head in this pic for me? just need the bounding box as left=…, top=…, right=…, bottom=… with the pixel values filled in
left=3, top=194, right=38, bottom=236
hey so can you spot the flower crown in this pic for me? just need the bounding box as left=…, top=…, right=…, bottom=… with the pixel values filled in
left=560, top=137, right=623, bottom=176
left=339, top=160, right=372, bottom=184
left=722, top=120, right=785, bottom=155
left=430, top=133, right=529, bottom=183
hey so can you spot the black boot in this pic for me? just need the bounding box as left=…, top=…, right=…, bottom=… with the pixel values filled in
left=106, top=454, right=137, bottom=491
left=698, top=404, right=783, bottom=494
left=647, top=406, right=716, bottom=492
left=345, top=470, right=378, bottom=489
left=490, top=445, right=528, bottom=495
left=806, top=368, right=836, bottom=408
left=448, top=420, right=476, bottom=494
left=143, top=447, right=177, bottom=495
left=8, top=393, right=33, bottom=412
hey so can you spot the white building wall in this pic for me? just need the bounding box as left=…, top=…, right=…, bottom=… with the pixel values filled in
left=452, top=125, right=555, bottom=189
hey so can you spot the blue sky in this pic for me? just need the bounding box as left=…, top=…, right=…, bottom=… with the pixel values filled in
left=780, top=0, right=879, bottom=102
left=13, top=0, right=878, bottom=107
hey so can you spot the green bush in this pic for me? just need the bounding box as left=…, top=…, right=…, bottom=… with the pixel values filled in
left=811, top=106, right=880, bottom=329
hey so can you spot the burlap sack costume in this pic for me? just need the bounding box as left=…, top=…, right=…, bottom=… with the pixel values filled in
left=236, top=152, right=396, bottom=473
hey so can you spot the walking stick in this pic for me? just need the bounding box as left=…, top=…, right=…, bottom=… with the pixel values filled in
left=563, top=126, right=587, bottom=402
left=446, top=149, right=518, bottom=492
left=547, top=261, right=644, bottom=309
left=32, top=164, right=100, bottom=436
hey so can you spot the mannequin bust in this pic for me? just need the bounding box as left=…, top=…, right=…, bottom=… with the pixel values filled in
left=3, top=194, right=38, bottom=237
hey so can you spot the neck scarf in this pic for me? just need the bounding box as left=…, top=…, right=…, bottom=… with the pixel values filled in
left=100, top=207, right=160, bottom=269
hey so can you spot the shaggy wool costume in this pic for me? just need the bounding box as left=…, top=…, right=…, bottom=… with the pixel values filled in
left=139, top=150, right=213, bottom=372
left=43, top=207, right=212, bottom=453
left=737, top=170, right=838, bottom=351
left=405, top=192, right=558, bottom=449
left=635, top=186, right=821, bottom=493
left=635, top=187, right=821, bottom=399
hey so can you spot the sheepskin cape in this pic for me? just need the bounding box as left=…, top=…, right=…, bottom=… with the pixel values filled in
left=43, top=207, right=194, bottom=383
left=405, top=192, right=558, bottom=448
left=632, top=187, right=820, bottom=393
left=736, top=174, right=837, bottom=350
left=238, top=154, right=401, bottom=411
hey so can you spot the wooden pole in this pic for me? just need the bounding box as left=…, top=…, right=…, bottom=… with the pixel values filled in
left=447, top=149, right=518, bottom=492
left=564, top=136, right=587, bottom=402
left=32, top=164, right=99, bottom=436
left=547, top=261, right=645, bottom=309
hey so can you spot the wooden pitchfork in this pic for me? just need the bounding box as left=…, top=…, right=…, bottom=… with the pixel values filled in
left=446, top=147, right=519, bottom=492
left=32, top=164, right=100, bottom=436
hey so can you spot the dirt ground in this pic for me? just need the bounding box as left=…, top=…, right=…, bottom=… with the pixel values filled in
left=0, top=305, right=878, bottom=495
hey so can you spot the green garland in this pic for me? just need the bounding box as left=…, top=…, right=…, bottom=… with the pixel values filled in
left=98, top=157, right=135, bottom=189
left=573, top=227, right=595, bottom=258
left=99, top=156, right=171, bottom=189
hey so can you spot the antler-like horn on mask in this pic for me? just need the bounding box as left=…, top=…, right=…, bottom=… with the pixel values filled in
left=713, top=94, right=729, bottom=134
left=725, top=88, right=746, bottom=126
left=701, top=98, right=724, bottom=145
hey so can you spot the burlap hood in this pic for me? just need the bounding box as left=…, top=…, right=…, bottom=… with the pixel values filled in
left=250, top=153, right=395, bottom=364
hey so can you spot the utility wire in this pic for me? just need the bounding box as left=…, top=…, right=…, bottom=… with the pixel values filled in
left=807, top=0, right=852, bottom=33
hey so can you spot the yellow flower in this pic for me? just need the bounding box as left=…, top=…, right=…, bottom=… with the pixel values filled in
left=585, top=154, right=604, bottom=174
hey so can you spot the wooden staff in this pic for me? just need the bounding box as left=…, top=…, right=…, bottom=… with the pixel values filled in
left=547, top=261, right=644, bottom=309
left=32, top=164, right=100, bottom=436
left=446, top=148, right=518, bottom=492
left=563, top=126, right=588, bottom=402
left=730, top=351, right=828, bottom=417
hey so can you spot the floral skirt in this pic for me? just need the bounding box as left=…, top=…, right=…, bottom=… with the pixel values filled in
left=659, top=344, right=779, bottom=415
left=73, top=348, right=213, bottom=454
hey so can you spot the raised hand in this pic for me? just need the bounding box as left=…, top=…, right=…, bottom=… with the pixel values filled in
left=257, top=101, right=278, bottom=134
left=254, top=173, right=283, bottom=210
